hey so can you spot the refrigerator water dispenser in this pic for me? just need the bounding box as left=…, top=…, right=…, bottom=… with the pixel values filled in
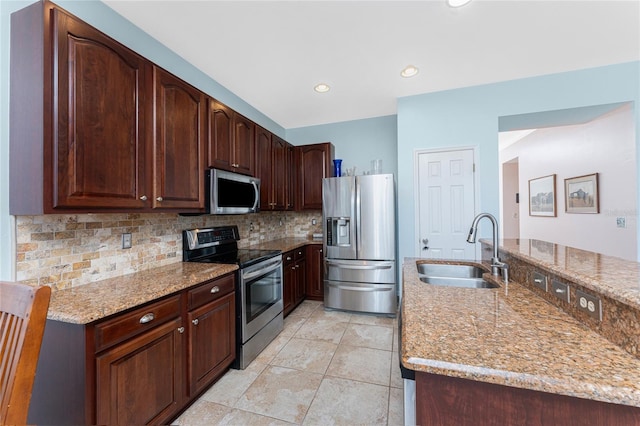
left=326, top=217, right=351, bottom=247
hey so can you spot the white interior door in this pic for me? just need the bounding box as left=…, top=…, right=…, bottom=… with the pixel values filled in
left=416, top=149, right=476, bottom=259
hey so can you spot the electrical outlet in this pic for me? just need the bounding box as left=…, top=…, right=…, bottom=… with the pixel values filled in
left=552, top=280, right=570, bottom=303
left=122, top=233, right=132, bottom=249
left=312, top=219, right=317, bottom=225
left=576, top=289, right=602, bottom=321
left=617, top=217, right=626, bottom=228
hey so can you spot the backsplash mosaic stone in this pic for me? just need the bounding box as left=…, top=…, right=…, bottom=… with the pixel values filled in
left=15, top=211, right=322, bottom=290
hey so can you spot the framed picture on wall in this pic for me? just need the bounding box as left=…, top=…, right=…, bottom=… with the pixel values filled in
left=565, top=173, right=599, bottom=214
left=528, top=174, right=556, bottom=217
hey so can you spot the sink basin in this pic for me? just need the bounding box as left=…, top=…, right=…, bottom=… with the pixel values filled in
left=418, top=276, right=499, bottom=289
left=416, top=263, right=499, bottom=289
left=416, top=263, right=485, bottom=278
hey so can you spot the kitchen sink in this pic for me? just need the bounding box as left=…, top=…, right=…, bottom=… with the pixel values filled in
left=418, top=275, right=499, bottom=289
left=416, top=263, right=499, bottom=289
left=416, top=263, right=485, bottom=278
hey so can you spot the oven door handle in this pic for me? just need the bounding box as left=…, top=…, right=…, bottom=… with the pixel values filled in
left=242, top=258, right=282, bottom=281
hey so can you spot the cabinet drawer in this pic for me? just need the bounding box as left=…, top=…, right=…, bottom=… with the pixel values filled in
left=294, top=247, right=306, bottom=261
left=284, top=250, right=295, bottom=265
left=95, top=294, right=182, bottom=352
left=188, top=273, right=235, bottom=310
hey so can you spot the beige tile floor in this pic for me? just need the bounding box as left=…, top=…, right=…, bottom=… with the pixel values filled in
left=173, top=300, right=404, bottom=425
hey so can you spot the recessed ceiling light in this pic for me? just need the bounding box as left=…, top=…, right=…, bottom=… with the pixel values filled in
left=314, top=83, right=330, bottom=93
left=447, top=0, right=472, bottom=8
left=400, top=65, right=419, bottom=78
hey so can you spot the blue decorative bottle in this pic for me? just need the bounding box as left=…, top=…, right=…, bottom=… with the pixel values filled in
left=333, top=159, right=342, bottom=177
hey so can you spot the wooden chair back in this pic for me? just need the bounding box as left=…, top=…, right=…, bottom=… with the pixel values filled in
left=1, top=282, right=51, bottom=425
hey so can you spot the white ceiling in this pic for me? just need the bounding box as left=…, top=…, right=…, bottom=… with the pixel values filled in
left=102, top=0, right=640, bottom=130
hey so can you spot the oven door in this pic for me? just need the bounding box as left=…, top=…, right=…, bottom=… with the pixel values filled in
left=240, top=255, right=283, bottom=343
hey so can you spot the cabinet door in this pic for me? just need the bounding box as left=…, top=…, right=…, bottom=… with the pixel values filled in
left=208, top=99, right=234, bottom=171
left=188, top=292, right=235, bottom=396
left=297, top=143, right=334, bottom=210
left=50, top=9, right=150, bottom=210
left=233, top=113, right=255, bottom=176
left=306, top=245, right=324, bottom=300
left=286, top=144, right=296, bottom=210
left=153, top=67, right=206, bottom=210
left=272, top=135, right=288, bottom=210
left=255, top=126, right=273, bottom=210
left=96, top=317, right=184, bottom=425
left=295, top=258, right=307, bottom=306
left=283, top=251, right=296, bottom=317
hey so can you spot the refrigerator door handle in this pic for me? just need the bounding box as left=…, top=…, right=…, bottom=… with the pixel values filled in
left=325, top=260, right=393, bottom=270
left=326, top=282, right=394, bottom=292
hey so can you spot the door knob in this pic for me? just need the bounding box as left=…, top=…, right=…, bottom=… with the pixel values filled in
left=422, top=238, right=429, bottom=250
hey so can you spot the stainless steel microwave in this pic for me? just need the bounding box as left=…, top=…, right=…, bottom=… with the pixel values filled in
left=207, top=168, right=260, bottom=214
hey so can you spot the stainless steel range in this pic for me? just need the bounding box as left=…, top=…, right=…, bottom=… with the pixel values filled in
left=182, top=226, right=283, bottom=369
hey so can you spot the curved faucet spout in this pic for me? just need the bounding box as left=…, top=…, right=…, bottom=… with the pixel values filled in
left=466, top=213, right=507, bottom=282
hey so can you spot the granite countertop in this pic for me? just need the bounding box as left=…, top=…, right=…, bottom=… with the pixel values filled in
left=248, top=237, right=322, bottom=253
left=401, top=257, right=640, bottom=407
left=47, top=238, right=322, bottom=324
left=47, top=262, right=237, bottom=324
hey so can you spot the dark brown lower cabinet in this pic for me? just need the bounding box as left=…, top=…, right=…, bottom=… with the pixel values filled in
left=187, top=291, right=235, bottom=396
left=305, top=245, right=324, bottom=301
left=416, top=371, right=640, bottom=425
left=28, top=273, right=236, bottom=425
left=96, top=318, right=184, bottom=425
left=283, top=248, right=306, bottom=317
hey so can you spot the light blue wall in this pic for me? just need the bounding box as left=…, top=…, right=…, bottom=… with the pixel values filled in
left=0, top=0, right=285, bottom=280
left=286, top=115, right=398, bottom=178
left=397, top=61, right=640, bottom=267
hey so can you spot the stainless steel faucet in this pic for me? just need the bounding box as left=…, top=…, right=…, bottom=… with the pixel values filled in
left=466, top=213, right=508, bottom=283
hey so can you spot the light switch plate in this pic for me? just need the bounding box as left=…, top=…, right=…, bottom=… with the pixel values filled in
left=552, top=280, right=570, bottom=303
left=532, top=271, right=547, bottom=292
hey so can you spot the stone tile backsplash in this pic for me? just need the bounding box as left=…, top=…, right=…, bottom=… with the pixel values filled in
left=16, top=210, right=322, bottom=290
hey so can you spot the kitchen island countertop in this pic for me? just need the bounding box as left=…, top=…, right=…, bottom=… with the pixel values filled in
left=401, top=256, right=640, bottom=407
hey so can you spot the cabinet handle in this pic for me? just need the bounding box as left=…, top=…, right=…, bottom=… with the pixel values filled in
left=139, top=195, right=148, bottom=201
left=156, top=196, right=163, bottom=202
left=192, top=318, right=199, bottom=326
left=210, top=286, right=220, bottom=294
left=178, top=327, right=185, bottom=334
left=139, top=313, right=155, bottom=324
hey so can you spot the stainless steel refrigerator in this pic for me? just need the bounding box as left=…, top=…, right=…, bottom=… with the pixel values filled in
left=322, top=174, right=396, bottom=315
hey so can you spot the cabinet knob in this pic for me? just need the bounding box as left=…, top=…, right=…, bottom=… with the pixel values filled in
left=286, top=256, right=292, bottom=261
left=320, top=249, right=323, bottom=253
left=178, top=327, right=185, bottom=334
left=210, top=286, right=220, bottom=294
left=139, top=195, right=148, bottom=201
left=139, top=313, right=155, bottom=324
left=156, top=196, right=163, bottom=202
left=192, top=318, right=199, bottom=326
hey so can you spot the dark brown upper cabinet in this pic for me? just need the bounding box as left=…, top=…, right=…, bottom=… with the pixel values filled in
left=256, top=127, right=291, bottom=211
left=153, top=67, right=206, bottom=210
left=10, top=1, right=206, bottom=214
left=11, top=3, right=152, bottom=213
left=297, top=143, right=335, bottom=210
left=207, top=100, right=255, bottom=176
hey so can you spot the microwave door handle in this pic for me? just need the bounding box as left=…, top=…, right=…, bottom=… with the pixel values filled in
left=252, top=180, right=259, bottom=212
